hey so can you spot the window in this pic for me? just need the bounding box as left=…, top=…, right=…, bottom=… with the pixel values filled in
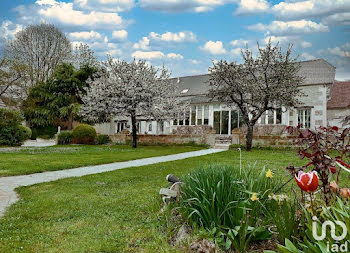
left=197, top=106, right=203, bottom=125
left=185, top=110, right=190, bottom=125
left=204, top=105, right=209, bottom=125
left=148, top=123, right=152, bottom=132
left=191, top=106, right=196, bottom=125
left=137, top=122, right=141, bottom=133
left=276, top=108, right=282, bottom=124
left=239, top=111, right=244, bottom=127
left=231, top=110, right=239, bottom=129
left=173, top=119, right=178, bottom=125
left=260, top=111, right=267, bottom=124
left=259, top=109, right=282, bottom=125
left=298, top=109, right=311, bottom=128
left=268, top=110, right=274, bottom=124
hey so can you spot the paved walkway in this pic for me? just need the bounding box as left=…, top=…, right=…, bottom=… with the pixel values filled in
left=0, top=149, right=225, bottom=216
left=22, top=139, right=56, bottom=147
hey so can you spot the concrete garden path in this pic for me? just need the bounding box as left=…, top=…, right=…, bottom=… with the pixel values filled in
left=0, top=148, right=225, bottom=216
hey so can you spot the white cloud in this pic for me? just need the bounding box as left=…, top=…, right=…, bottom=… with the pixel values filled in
left=230, top=39, right=250, bottom=47
left=271, top=0, right=350, bottom=20
left=132, top=50, right=185, bottom=60
left=249, top=20, right=329, bottom=36
left=69, top=30, right=102, bottom=40
left=328, top=47, right=350, bottom=58
left=301, top=52, right=316, bottom=60
left=235, top=0, right=269, bottom=15
left=72, top=40, right=122, bottom=58
left=36, top=0, right=57, bottom=5
left=231, top=47, right=242, bottom=56
left=112, top=30, right=128, bottom=40
left=263, top=36, right=312, bottom=49
left=138, top=0, right=233, bottom=13
left=300, top=41, right=312, bottom=48
left=149, top=31, right=196, bottom=43
left=272, top=1, right=314, bottom=19
left=167, top=53, right=184, bottom=59
left=200, top=40, right=227, bottom=54
left=106, top=48, right=123, bottom=56
left=74, top=0, right=135, bottom=12
left=132, top=50, right=165, bottom=59
left=34, top=0, right=125, bottom=29
left=0, top=20, right=23, bottom=41
left=133, top=31, right=197, bottom=51
left=194, top=6, right=213, bottom=12
left=323, top=12, right=350, bottom=25
left=190, top=59, right=201, bottom=64
left=343, top=42, right=350, bottom=50
left=133, top=37, right=150, bottom=50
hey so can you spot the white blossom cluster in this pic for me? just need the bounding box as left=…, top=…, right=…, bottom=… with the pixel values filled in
left=80, top=56, right=185, bottom=124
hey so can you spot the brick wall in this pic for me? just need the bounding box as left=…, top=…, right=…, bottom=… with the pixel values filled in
left=110, top=133, right=216, bottom=146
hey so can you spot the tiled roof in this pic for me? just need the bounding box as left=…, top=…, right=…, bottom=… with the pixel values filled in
left=327, top=81, right=350, bottom=109
left=171, top=59, right=336, bottom=97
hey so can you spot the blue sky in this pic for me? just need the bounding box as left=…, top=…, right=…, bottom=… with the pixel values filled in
left=0, top=0, right=349, bottom=79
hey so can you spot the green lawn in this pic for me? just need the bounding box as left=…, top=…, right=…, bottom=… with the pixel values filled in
left=0, top=145, right=204, bottom=176
left=1, top=148, right=349, bottom=252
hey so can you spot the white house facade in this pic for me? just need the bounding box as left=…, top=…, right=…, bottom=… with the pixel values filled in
left=95, top=59, right=337, bottom=136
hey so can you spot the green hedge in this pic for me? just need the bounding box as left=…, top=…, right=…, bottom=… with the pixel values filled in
left=0, top=108, right=31, bottom=146
left=31, top=125, right=57, bottom=140
left=57, top=131, right=73, bottom=145
left=72, top=124, right=96, bottom=144
left=95, top=134, right=111, bottom=145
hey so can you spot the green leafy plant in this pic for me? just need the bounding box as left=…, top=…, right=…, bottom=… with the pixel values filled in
left=265, top=195, right=301, bottom=243
left=274, top=198, right=350, bottom=253
left=179, top=164, right=277, bottom=252
left=72, top=124, right=96, bottom=144
left=31, top=125, right=57, bottom=140
left=57, top=131, right=73, bottom=145
left=0, top=108, right=31, bottom=146
left=95, top=134, right=111, bottom=145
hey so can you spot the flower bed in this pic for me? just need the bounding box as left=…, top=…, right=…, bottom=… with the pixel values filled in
left=161, top=126, right=350, bottom=252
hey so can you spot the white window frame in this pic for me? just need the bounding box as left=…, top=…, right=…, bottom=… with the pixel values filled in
left=297, top=108, right=311, bottom=128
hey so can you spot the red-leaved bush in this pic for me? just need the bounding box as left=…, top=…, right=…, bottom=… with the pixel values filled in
left=286, top=125, right=350, bottom=204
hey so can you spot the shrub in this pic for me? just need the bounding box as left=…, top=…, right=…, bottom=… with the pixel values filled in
left=0, top=108, right=31, bottom=146
left=31, top=125, right=57, bottom=140
left=57, top=131, right=73, bottom=145
left=95, top=134, right=111, bottom=145
left=72, top=124, right=96, bottom=144
left=0, top=108, right=23, bottom=126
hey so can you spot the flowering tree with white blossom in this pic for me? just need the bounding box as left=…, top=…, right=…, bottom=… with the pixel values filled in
left=208, top=40, right=304, bottom=151
left=80, top=57, right=185, bottom=148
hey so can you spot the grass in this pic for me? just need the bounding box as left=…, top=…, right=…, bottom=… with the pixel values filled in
left=0, top=145, right=204, bottom=176
left=1, top=148, right=350, bottom=252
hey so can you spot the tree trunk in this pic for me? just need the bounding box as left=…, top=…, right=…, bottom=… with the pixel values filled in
left=68, top=114, right=73, bottom=130
left=131, top=113, right=137, bottom=148
left=246, top=124, right=254, bottom=151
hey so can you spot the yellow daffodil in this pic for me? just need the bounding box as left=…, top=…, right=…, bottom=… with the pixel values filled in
left=265, top=169, right=274, bottom=178
left=250, top=192, right=259, bottom=201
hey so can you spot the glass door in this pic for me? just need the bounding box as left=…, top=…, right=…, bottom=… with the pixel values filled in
left=214, top=111, right=230, bottom=135
left=214, top=111, right=221, bottom=134
left=222, top=111, right=229, bottom=135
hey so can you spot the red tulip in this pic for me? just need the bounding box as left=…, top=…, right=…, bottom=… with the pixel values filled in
left=295, top=171, right=319, bottom=192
